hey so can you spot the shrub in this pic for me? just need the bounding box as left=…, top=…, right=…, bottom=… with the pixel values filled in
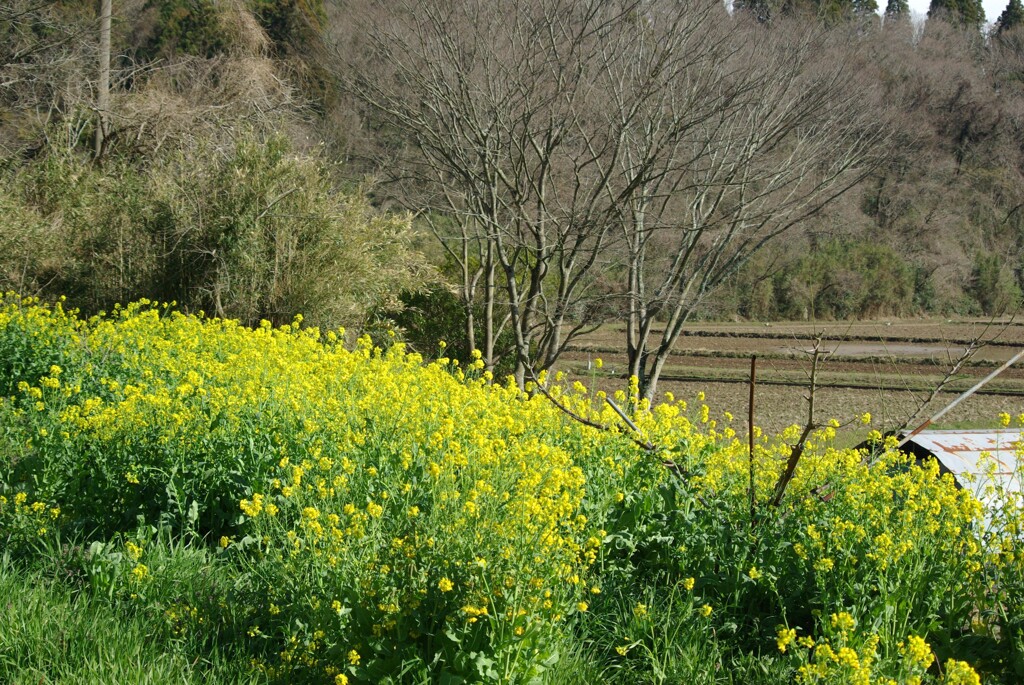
left=141, top=0, right=229, bottom=59
left=0, top=133, right=430, bottom=331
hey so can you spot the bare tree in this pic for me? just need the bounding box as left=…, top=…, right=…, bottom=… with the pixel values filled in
left=0, top=2, right=94, bottom=155
left=348, top=0, right=721, bottom=385
left=347, top=0, right=887, bottom=390
left=619, top=19, right=891, bottom=401
left=349, top=0, right=640, bottom=384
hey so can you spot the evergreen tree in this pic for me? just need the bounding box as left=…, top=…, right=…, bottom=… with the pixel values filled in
left=851, top=0, right=880, bottom=18
left=996, top=0, right=1024, bottom=32
left=732, top=0, right=773, bottom=21
left=885, top=0, right=910, bottom=19
left=736, top=0, right=876, bottom=22
left=928, top=0, right=985, bottom=28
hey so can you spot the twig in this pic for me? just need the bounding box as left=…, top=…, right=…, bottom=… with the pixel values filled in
left=524, top=368, right=691, bottom=476
left=604, top=397, right=654, bottom=450
left=528, top=371, right=615, bottom=434
left=894, top=313, right=1016, bottom=434
left=898, top=348, right=1024, bottom=449
left=769, top=336, right=823, bottom=508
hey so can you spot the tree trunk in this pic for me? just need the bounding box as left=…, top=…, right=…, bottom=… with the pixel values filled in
left=484, top=242, right=496, bottom=373
left=94, top=0, right=112, bottom=160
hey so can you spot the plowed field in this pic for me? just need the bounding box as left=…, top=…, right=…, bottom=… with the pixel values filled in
left=562, top=319, right=1024, bottom=441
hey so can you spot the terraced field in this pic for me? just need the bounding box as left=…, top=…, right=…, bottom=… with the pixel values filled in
left=563, top=318, right=1024, bottom=439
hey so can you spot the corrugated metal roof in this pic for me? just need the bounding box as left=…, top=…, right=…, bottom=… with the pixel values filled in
left=901, top=429, right=1022, bottom=525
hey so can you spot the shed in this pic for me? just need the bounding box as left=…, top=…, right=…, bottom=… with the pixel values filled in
left=897, top=428, right=1022, bottom=529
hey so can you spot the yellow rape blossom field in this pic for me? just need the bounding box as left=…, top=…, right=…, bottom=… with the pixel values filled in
left=1, top=293, right=1023, bottom=684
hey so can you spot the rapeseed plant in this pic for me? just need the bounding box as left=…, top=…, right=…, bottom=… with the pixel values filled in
left=0, top=293, right=1019, bottom=683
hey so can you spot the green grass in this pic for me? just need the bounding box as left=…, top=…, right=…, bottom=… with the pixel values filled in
left=0, top=559, right=263, bottom=685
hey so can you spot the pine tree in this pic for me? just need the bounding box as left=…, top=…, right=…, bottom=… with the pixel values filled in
left=928, top=0, right=985, bottom=28
left=996, top=0, right=1024, bottom=32
left=885, top=0, right=910, bottom=19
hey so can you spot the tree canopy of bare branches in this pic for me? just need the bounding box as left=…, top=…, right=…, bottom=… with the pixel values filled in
left=348, top=0, right=889, bottom=391
left=617, top=18, right=892, bottom=400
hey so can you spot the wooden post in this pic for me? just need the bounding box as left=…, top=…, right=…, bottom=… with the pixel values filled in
left=748, top=355, right=756, bottom=526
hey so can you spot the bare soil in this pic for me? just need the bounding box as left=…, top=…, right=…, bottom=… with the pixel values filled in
left=557, top=318, right=1024, bottom=441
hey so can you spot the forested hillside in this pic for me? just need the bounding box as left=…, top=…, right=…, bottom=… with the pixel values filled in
left=1, top=0, right=1023, bottom=358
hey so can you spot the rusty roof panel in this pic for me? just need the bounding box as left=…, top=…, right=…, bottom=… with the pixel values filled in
left=901, top=430, right=1022, bottom=522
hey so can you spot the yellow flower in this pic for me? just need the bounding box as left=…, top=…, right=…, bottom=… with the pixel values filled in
left=861, top=412, right=872, bottom=425
left=240, top=494, right=264, bottom=517
left=131, top=563, right=149, bottom=581
left=700, top=604, right=712, bottom=617
left=219, top=536, right=230, bottom=548
left=776, top=626, right=797, bottom=653
left=577, top=601, right=589, bottom=612
left=438, top=577, right=454, bottom=592
left=748, top=566, right=762, bottom=580
left=999, top=412, right=1011, bottom=427
left=902, top=635, right=933, bottom=669
left=937, top=655, right=978, bottom=683
left=347, top=650, right=360, bottom=665
left=814, top=557, right=835, bottom=573
left=633, top=603, right=648, bottom=617
left=837, top=647, right=859, bottom=669
left=830, top=611, right=855, bottom=632
left=335, top=675, right=349, bottom=685
left=683, top=577, right=695, bottom=591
